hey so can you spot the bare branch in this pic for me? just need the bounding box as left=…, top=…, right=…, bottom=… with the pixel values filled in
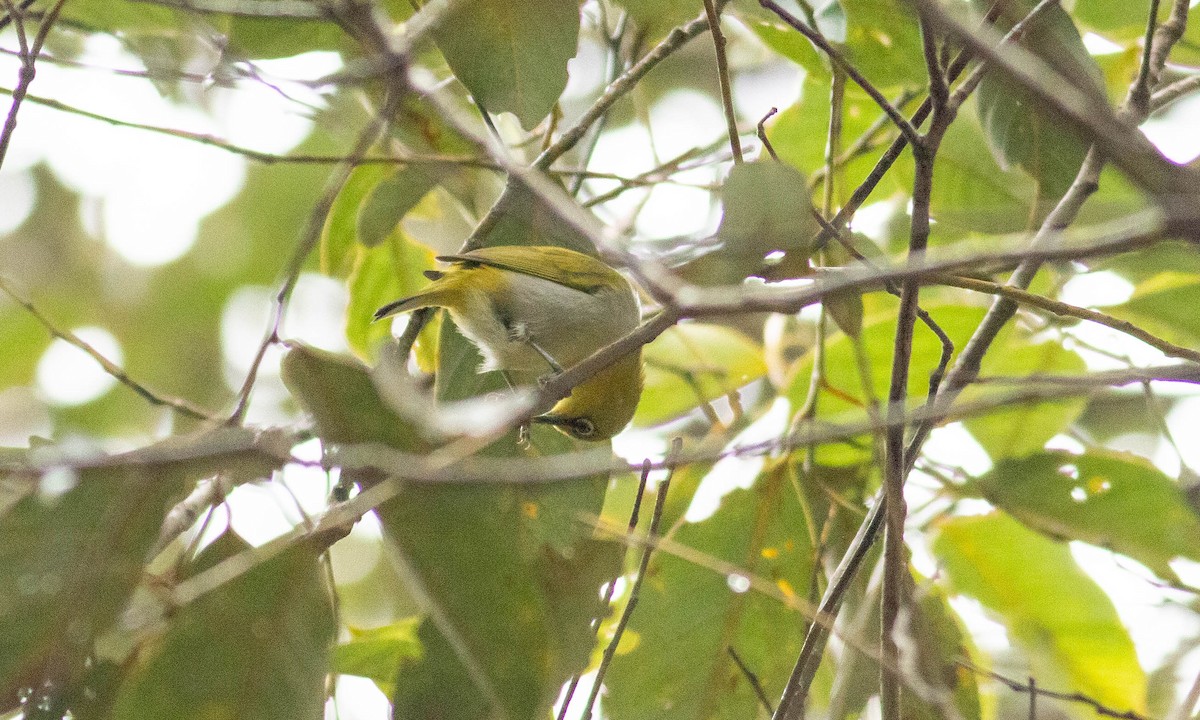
left=936, top=274, right=1200, bottom=365
left=758, top=0, right=925, bottom=153
left=906, top=0, right=1200, bottom=206
left=0, top=0, right=64, bottom=171
left=534, top=1, right=728, bottom=172
left=702, top=0, right=742, bottom=164
left=129, top=0, right=326, bottom=18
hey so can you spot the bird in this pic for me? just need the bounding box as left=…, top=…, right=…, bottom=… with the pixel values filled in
left=374, top=245, right=643, bottom=441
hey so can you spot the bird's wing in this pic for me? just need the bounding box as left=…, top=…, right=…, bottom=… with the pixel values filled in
left=436, top=245, right=618, bottom=295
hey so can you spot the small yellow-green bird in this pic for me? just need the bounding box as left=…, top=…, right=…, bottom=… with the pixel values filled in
left=374, top=245, right=643, bottom=441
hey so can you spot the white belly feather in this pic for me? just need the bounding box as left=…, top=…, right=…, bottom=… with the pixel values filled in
left=447, top=271, right=640, bottom=374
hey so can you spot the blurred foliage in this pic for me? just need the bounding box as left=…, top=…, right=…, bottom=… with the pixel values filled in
left=1, top=0, right=1199, bottom=719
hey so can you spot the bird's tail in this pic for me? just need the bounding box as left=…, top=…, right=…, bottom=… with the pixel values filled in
left=372, top=270, right=447, bottom=321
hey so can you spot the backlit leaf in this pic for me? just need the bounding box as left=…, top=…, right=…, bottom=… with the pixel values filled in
left=636, top=323, right=767, bottom=426
left=432, top=0, right=580, bottom=128
left=112, top=533, right=336, bottom=719
left=933, top=513, right=1147, bottom=714
left=976, top=450, right=1200, bottom=579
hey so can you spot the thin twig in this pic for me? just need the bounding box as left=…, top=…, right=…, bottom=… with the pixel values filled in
left=808, top=89, right=921, bottom=190
left=702, top=0, right=742, bottom=163
left=758, top=0, right=924, bottom=152
left=0, top=44, right=215, bottom=83
left=1170, top=662, right=1200, bottom=720
left=1150, top=74, right=1200, bottom=112
left=757, top=106, right=780, bottom=161
left=555, top=457, right=654, bottom=720
left=0, top=0, right=64, bottom=171
left=0, top=0, right=35, bottom=31
left=919, top=13, right=948, bottom=110
left=907, top=0, right=1200, bottom=203
left=822, top=70, right=845, bottom=218
left=227, top=95, right=396, bottom=423
left=879, top=129, right=938, bottom=720
left=534, top=1, right=728, bottom=172
left=151, top=475, right=231, bottom=559
left=772, top=497, right=884, bottom=720
left=568, top=9, right=630, bottom=196
left=579, top=438, right=681, bottom=720
left=965, top=663, right=1156, bottom=720
left=782, top=1, right=1011, bottom=264
left=903, top=0, right=1194, bottom=465
left=0, top=87, right=707, bottom=186
left=1129, top=0, right=1164, bottom=115
left=582, top=142, right=716, bottom=208
left=128, top=0, right=325, bottom=18
left=0, top=277, right=221, bottom=422
left=935, top=274, right=1200, bottom=364
left=727, top=646, right=775, bottom=715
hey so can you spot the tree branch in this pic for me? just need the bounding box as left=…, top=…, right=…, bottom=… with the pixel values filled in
left=702, top=0, right=742, bottom=164
left=0, top=277, right=221, bottom=423
left=758, top=0, right=925, bottom=152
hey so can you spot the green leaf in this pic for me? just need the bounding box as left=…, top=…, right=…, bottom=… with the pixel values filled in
left=786, top=303, right=1085, bottom=464
left=785, top=304, right=986, bottom=465
left=901, top=583, right=982, bottom=720
left=322, top=165, right=394, bottom=278
left=922, top=109, right=1039, bottom=237
left=475, top=181, right=600, bottom=255
left=839, top=0, right=928, bottom=88
left=382, top=481, right=620, bottom=720
left=766, top=82, right=925, bottom=229
left=1095, top=45, right=1144, bottom=105
left=62, top=0, right=179, bottom=34
left=828, top=562, right=981, bottom=720
left=345, top=232, right=436, bottom=361
left=932, top=513, right=1147, bottom=715
left=1106, top=272, right=1200, bottom=346
left=744, top=0, right=919, bottom=87
left=216, top=2, right=415, bottom=59
left=357, top=168, right=440, bottom=248
left=960, top=335, right=1087, bottom=460
left=333, top=619, right=423, bottom=698
left=973, top=0, right=1107, bottom=197
left=976, top=450, right=1200, bottom=579
left=704, top=161, right=818, bottom=285
left=745, top=18, right=830, bottom=80
left=218, top=16, right=349, bottom=58
left=636, top=324, right=768, bottom=426
left=0, top=428, right=283, bottom=704
left=603, top=462, right=816, bottom=720
left=280, top=343, right=426, bottom=449
left=825, top=290, right=864, bottom=338
left=112, top=533, right=336, bottom=719
left=612, top=0, right=702, bottom=39
left=1073, top=0, right=1154, bottom=40
left=432, top=0, right=580, bottom=128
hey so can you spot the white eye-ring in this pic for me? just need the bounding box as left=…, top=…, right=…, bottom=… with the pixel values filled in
left=572, top=418, right=596, bottom=437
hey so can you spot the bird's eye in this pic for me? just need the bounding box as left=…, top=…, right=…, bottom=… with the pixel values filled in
left=572, top=418, right=596, bottom=437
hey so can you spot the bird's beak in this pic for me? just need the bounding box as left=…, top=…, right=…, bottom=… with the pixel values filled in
left=532, top=415, right=567, bottom=427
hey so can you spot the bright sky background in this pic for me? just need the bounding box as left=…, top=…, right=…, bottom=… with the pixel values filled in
left=3, top=12, right=1200, bottom=719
